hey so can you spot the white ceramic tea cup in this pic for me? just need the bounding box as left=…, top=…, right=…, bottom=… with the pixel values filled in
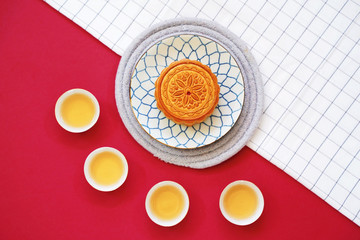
left=145, top=181, right=189, bottom=227
left=84, top=147, right=128, bottom=192
left=219, top=180, right=264, bottom=226
left=55, top=88, right=100, bottom=133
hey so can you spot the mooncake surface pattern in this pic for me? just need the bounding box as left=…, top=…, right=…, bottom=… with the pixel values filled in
left=155, top=59, right=220, bottom=126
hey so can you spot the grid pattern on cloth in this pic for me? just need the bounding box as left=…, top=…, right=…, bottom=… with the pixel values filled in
left=44, top=0, right=360, bottom=226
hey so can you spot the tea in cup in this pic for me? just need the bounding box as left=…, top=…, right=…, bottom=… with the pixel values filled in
left=55, top=88, right=100, bottom=133
left=220, top=180, right=264, bottom=225
left=145, top=181, right=189, bottom=227
left=84, top=147, right=128, bottom=192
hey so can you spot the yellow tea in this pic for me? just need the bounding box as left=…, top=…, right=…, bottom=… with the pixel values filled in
left=223, top=184, right=258, bottom=219
left=89, top=151, right=124, bottom=186
left=60, top=93, right=96, bottom=128
left=149, top=185, right=185, bottom=220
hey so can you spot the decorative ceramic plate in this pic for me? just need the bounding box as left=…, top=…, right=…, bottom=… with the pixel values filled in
left=130, top=34, right=244, bottom=149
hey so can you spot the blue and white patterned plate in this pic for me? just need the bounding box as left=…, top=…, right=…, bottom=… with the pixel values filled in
left=130, top=34, right=244, bottom=149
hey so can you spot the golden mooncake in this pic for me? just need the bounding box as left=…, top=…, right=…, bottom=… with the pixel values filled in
left=155, top=59, right=220, bottom=126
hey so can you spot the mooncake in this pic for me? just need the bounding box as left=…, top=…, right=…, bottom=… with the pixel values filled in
left=155, top=59, right=220, bottom=126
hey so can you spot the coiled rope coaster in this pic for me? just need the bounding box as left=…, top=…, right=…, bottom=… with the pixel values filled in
left=115, top=18, right=263, bottom=168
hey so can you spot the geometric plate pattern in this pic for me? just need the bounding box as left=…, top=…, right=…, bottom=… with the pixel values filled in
left=130, top=34, right=244, bottom=148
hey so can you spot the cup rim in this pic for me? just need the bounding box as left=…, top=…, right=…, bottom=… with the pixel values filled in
left=55, top=88, right=100, bottom=133
left=219, top=180, right=264, bottom=226
left=145, top=181, right=189, bottom=227
left=84, top=147, right=128, bottom=192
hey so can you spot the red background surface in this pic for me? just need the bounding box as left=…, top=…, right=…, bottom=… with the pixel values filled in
left=1, top=0, right=359, bottom=239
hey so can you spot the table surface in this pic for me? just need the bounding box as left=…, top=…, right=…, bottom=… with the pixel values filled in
left=0, top=0, right=359, bottom=239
